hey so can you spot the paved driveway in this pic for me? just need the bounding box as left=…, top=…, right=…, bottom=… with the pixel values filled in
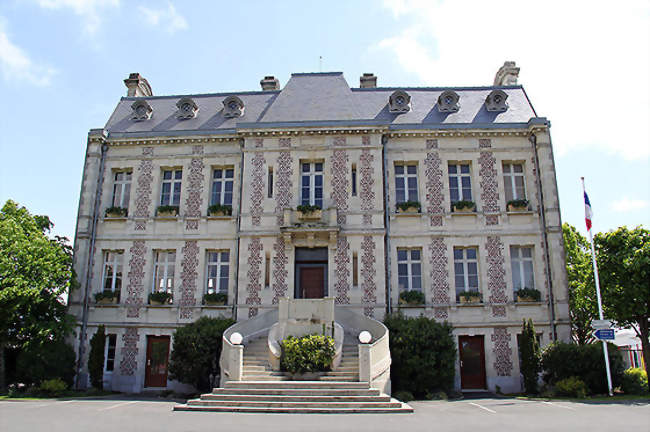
left=1, top=396, right=648, bottom=432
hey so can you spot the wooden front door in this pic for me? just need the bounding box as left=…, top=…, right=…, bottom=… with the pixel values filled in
left=145, top=336, right=170, bottom=388
left=300, top=266, right=325, bottom=298
left=459, top=336, right=486, bottom=390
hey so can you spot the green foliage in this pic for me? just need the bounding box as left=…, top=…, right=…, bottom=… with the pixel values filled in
left=621, top=368, right=648, bottom=395
left=517, top=288, right=541, bottom=302
left=554, top=376, right=588, bottom=398
left=203, top=292, right=228, bottom=304
left=15, top=339, right=76, bottom=387
left=207, top=204, right=232, bottom=216
left=520, top=319, right=541, bottom=394
left=39, top=378, right=68, bottom=396
left=393, top=390, right=414, bottom=402
left=156, top=205, right=179, bottom=215
left=399, top=290, right=425, bottom=305
left=459, top=290, right=481, bottom=300
left=168, top=316, right=235, bottom=392
left=280, top=334, right=335, bottom=374
left=104, top=206, right=127, bottom=217
left=94, top=291, right=117, bottom=302
left=88, top=326, right=106, bottom=390
left=149, top=291, right=172, bottom=304
left=541, top=342, right=624, bottom=395
left=507, top=199, right=529, bottom=209
left=396, top=201, right=421, bottom=212
left=296, top=204, right=321, bottom=214
left=383, top=314, right=456, bottom=398
left=452, top=200, right=476, bottom=211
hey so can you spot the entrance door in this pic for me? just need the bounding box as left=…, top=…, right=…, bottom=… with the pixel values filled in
left=145, top=336, right=170, bottom=388
left=459, top=336, right=486, bottom=390
left=300, top=266, right=325, bottom=298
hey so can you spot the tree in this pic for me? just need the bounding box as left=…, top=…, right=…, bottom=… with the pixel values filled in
left=594, top=226, right=650, bottom=392
left=520, top=319, right=541, bottom=394
left=168, top=317, right=235, bottom=392
left=0, top=200, right=76, bottom=391
left=562, top=223, right=598, bottom=344
left=88, top=326, right=106, bottom=390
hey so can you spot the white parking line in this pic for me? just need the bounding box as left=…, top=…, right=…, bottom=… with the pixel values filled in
left=542, top=401, right=576, bottom=411
left=468, top=402, right=497, bottom=413
left=98, top=400, right=139, bottom=411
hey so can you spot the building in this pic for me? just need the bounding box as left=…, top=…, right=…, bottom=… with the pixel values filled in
left=70, top=63, right=570, bottom=395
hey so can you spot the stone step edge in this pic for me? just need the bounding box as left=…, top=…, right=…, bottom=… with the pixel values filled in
left=173, top=403, right=413, bottom=414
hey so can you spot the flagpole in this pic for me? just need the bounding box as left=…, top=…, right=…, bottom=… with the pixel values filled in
left=581, top=177, right=613, bottom=396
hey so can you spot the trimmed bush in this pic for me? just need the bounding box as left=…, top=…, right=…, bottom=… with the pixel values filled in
left=396, top=201, right=421, bottom=212
left=207, top=204, right=232, bottom=216
left=39, top=378, right=68, bottom=396
left=555, top=376, right=588, bottom=398
left=520, top=319, right=541, bottom=394
left=517, top=288, right=541, bottom=302
left=399, top=290, right=425, bottom=305
left=203, top=292, right=228, bottom=305
left=296, top=204, right=321, bottom=214
left=88, top=325, right=106, bottom=389
left=541, top=342, right=624, bottom=395
left=621, top=368, right=648, bottom=395
left=15, top=339, right=76, bottom=387
left=280, top=334, right=335, bottom=374
left=384, top=313, right=456, bottom=398
left=393, top=390, right=414, bottom=402
left=149, top=291, right=172, bottom=304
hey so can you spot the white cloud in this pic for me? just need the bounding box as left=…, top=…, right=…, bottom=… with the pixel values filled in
left=35, top=0, right=120, bottom=35
left=138, top=2, right=187, bottom=34
left=0, top=19, right=57, bottom=86
left=611, top=198, right=649, bottom=212
left=376, top=0, right=650, bottom=160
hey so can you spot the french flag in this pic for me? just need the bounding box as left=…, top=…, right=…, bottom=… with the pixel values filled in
left=584, top=191, right=593, bottom=231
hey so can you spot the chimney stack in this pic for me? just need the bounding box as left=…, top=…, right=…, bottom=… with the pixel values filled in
left=493, top=61, right=520, bottom=86
left=260, top=76, right=280, bottom=91
left=124, top=73, right=153, bottom=97
left=360, top=73, right=377, bottom=88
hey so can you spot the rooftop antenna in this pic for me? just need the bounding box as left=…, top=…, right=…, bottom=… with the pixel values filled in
left=319, top=56, right=322, bottom=72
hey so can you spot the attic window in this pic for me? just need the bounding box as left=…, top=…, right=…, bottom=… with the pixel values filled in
left=485, top=89, right=509, bottom=112
left=389, top=90, right=411, bottom=113
left=223, top=96, right=244, bottom=118
left=438, top=90, right=460, bottom=113
left=131, top=100, right=153, bottom=121
left=176, top=97, right=198, bottom=119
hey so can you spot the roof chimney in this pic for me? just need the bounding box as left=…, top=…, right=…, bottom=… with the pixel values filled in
left=124, top=73, right=153, bottom=97
left=493, top=61, right=520, bottom=86
left=360, top=73, right=377, bottom=88
left=260, top=76, right=280, bottom=91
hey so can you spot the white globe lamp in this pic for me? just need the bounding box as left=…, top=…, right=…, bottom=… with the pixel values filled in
left=230, top=332, right=243, bottom=345
left=359, top=331, right=372, bottom=344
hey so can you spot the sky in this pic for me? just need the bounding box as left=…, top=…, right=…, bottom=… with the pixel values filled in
left=0, top=0, right=648, bottom=241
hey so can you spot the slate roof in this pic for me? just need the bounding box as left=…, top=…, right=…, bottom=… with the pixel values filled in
left=104, top=72, right=539, bottom=137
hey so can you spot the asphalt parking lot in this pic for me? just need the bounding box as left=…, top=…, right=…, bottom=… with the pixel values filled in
left=1, top=396, right=648, bottom=432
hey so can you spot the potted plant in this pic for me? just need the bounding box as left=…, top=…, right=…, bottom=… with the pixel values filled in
left=459, top=290, right=481, bottom=304
left=208, top=204, right=232, bottom=217
left=396, top=201, right=422, bottom=214
left=452, top=200, right=476, bottom=213
left=516, top=287, right=541, bottom=302
left=105, top=206, right=127, bottom=218
left=507, top=199, right=529, bottom=212
left=149, top=291, right=172, bottom=305
left=398, top=290, right=425, bottom=305
left=203, top=292, right=228, bottom=306
left=94, top=291, right=118, bottom=304
left=156, top=205, right=179, bottom=217
left=296, top=204, right=322, bottom=221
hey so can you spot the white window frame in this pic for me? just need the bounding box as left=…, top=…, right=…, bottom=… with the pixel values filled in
left=397, top=248, right=422, bottom=291
left=503, top=163, right=527, bottom=202
left=153, top=250, right=176, bottom=293
left=394, top=163, right=418, bottom=203
left=510, top=246, right=535, bottom=291
left=206, top=250, right=230, bottom=294
left=112, top=171, right=132, bottom=209
left=211, top=167, right=234, bottom=206
left=101, top=251, right=123, bottom=293
left=104, top=334, right=117, bottom=373
left=448, top=163, right=473, bottom=202
left=454, top=247, right=479, bottom=296
left=160, top=169, right=182, bottom=206
left=300, top=162, right=323, bottom=207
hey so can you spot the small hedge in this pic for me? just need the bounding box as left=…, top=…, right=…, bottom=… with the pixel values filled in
left=204, top=292, right=228, bottom=304
left=507, top=199, right=529, bottom=209
left=621, top=368, right=648, bottom=395
left=208, top=204, right=232, bottom=216
left=517, top=288, right=541, bottom=302
left=396, top=201, right=421, bottom=212
left=296, top=204, right=321, bottom=214
left=94, top=291, right=117, bottom=302
left=459, top=290, right=481, bottom=300
left=157, top=205, right=179, bottom=215
left=555, top=376, right=588, bottom=398
left=280, top=334, right=335, bottom=374
left=39, top=378, right=68, bottom=397
left=149, top=291, right=172, bottom=304
left=399, top=290, right=425, bottom=305
left=452, top=200, right=475, bottom=211
left=104, top=206, right=127, bottom=217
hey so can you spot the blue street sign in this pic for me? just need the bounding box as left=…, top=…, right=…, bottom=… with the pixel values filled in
left=595, top=329, right=615, bottom=340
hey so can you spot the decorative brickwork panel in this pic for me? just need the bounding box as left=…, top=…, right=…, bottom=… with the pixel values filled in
left=142, top=146, right=154, bottom=156
left=333, top=136, right=346, bottom=146
left=486, top=236, right=508, bottom=317
left=246, top=238, right=263, bottom=317
left=250, top=153, right=266, bottom=226
left=119, top=327, right=139, bottom=376
left=479, top=138, right=492, bottom=148
left=362, top=135, right=370, bottom=146
left=491, top=327, right=513, bottom=376
left=486, top=215, right=499, bottom=225
left=331, top=149, right=349, bottom=225
left=254, top=138, right=263, bottom=148
left=359, top=148, right=375, bottom=225
left=479, top=151, right=500, bottom=216
left=361, top=236, right=377, bottom=317
left=192, top=145, right=204, bottom=155
left=424, top=149, right=444, bottom=227
left=429, top=237, right=449, bottom=318
left=125, top=240, right=146, bottom=318
left=426, top=139, right=438, bottom=150
left=179, top=240, right=199, bottom=319
left=334, top=236, right=351, bottom=304
left=272, top=236, right=288, bottom=304
left=184, top=157, right=204, bottom=230
left=133, top=148, right=154, bottom=230
left=279, top=138, right=291, bottom=148
left=275, top=151, right=293, bottom=225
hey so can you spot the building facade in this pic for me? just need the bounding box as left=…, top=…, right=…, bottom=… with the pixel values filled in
left=70, top=64, right=570, bottom=394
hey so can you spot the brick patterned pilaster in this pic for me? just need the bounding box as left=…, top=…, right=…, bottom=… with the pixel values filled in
left=119, top=327, right=139, bottom=376
left=250, top=153, right=266, bottom=226
left=424, top=140, right=444, bottom=227
left=246, top=238, right=263, bottom=317
left=429, top=237, right=450, bottom=318
left=133, top=147, right=154, bottom=231
left=275, top=150, right=293, bottom=225
left=184, top=155, right=204, bottom=230
left=359, top=148, right=375, bottom=225
left=486, top=236, right=508, bottom=317
left=479, top=148, right=500, bottom=225
left=334, top=236, right=351, bottom=304
left=361, top=236, right=377, bottom=317
left=179, top=240, right=199, bottom=319
left=492, top=327, right=513, bottom=376
left=272, top=236, right=288, bottom=304
left=331, top=147, right=349, bottom=225
left=125, top=240, right=146, bottom=318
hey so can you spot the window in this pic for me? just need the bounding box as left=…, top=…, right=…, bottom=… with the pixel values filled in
left=301, top=162, right=323, bottom=207
left=267, top=166, right=274, bottom=198
left=153, top=251, right=176, bottom=293
left=112, top=171, right=132, bottom=209
left=449, top=164, right=472, bottom=202
left=264, top=252, right=271, bottom=288
left=395, top=164, right=418, bottom=203
left=510, top=246, right=534, bottom=291
left=160, top=169, right=182, bottom=206
left=206, top=251, right=229, bottom=294
left=211, top=168, right=234, bottom=206
left=397, top=248, right=422, bottom=291
left=351, top=164, right=357, bottom=197
left=352, top=252, right=358, bottom=287
left=102, top=251, right=123, bottom=293
left=503, top=163, right=526, bottom=202
left=454, top=247, right=479, bottom=298
left=104, top=334, right=117, bottom=372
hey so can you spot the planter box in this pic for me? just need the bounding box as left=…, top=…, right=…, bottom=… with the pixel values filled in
left=105, top=211, right=126, bottom=219
left=453, top=205, right=476, bottom=213
left=150, top=299, right=169, bottom=306
left=96, top=296, right=118, bottom=305
left=398, top=298, right=424, bottom=306
left=208, top=210, right=229, bottom=217
left=507, top=204, right=529, bottom=212
left=398, top=206, right=420, bottom=214
left=517, top=294, right=537, bottom=303
left=298, top=209, right=322, bottom=221
left=204, top=300, right=226, bottom=306
left=459, top=296, right=481, bottom=304
left=157, top=210, right=178, bottom=217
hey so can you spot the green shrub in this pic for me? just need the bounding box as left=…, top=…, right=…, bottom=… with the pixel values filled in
left=459, top=290, right=481, bottom=300
left=149, top=291, right=172, bottom=304
left=39, top=378, right=68, bottom=396
left=452, top=200, right=475, bottom=210
left=104, top=206, right=127, bottom=217
left=296, top=204, right=321, bottom=214
left=280, top=334, right=335, bottom=374
left=207, top=204, right=232, bottom=216
left=396, top=201, right=421, bottom=212
left=520, top=319, right=541, bottom=394
left=541, top=342, right=624, bottom=395
left=168, top=316, right=235, bottom=392
left=15, top=339, right=76, bottom=387
left=399, top=290, right=425, bottom=305
left=88, top=325, right=106, bottom=389
left=517, top=288, right=541, bottom=302
left=157, top=205, right=179, bottom=215
left=554, top=376, right=588, bottom=398
left=507, top=199, right=529, bottom=209
left=203, top=292, right=228, bottom=304
left=621, top=368, right=648, bottom=395
left=384, top=313, right=456, bottom=398
left=94, top=291, right=117, bottom=302
left=393, top=390, right=414, bottom=402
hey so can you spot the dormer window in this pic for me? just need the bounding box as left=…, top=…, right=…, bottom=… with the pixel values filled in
left=389, top=90, right=411, bottom=113
left=131, top=100, right=153, bottom=121
left=438, top=90, right=459, bottom=112
left=485, top=89, right=509, bottom=112
left=176, top=97, right=198, bottom=119
left=223, top=96, right=244, bottom=118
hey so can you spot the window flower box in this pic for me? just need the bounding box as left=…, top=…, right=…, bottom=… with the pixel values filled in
left=203, top=292, right=228, bottom=306
left=208, top=204, right=232, bottom=217
left=297, top=204, right=322, bottom=221
left=452, top=200, right=476, bottom=213
left=149, top=291, right=173, bottom=305
left=94, top=291, right=118, bottom=304
left=105, top=206, right=128, bottom=218
left=396, top=201, right=422, bottom=214
left=516, top=287, right=541, bottom=303
left=398, top=290, right=425, bottom=306
left=459, top=290, right=482, bottom=304
left=507, top=199, right=529, bottom=212
left=157, top=205, right=179, bottom=217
